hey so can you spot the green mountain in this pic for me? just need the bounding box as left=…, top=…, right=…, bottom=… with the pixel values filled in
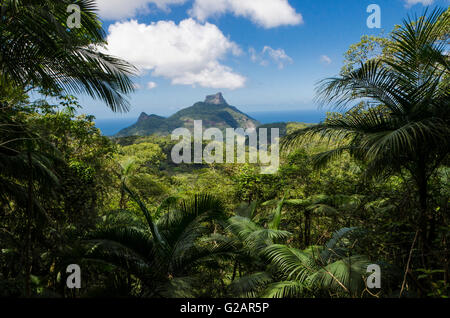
left=115, top=93, right=261, bottom=137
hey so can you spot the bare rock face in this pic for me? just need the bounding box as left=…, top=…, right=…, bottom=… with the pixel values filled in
left=204, top=92, right=228, bottom=105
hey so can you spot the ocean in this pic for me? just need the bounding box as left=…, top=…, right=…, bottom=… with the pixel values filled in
left=247, top=110, right=327, bottom=125
left=94, top=109, right=328, bottom=136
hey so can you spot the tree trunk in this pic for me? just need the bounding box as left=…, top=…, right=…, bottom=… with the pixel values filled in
left=416, top=160, right=430, bottom=261
left=231, top=261, right=239, bottom=282
left=304, top=210, right=311, bottom=247
left=25, top=151, right=33, bottom=297
left=119, top=186, right=126, bottom=210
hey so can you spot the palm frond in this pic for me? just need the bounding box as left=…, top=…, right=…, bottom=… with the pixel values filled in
left=309, top=255, right=371, bottom=295
left=264, top=244, right=317, bottom=282
left=229, top=272, right=273, bottom=298
left=269, top=196, right=285, bottom=230
left=321, top=227, right=359, bottom=262
left=0, top=0, right=137, bottom=111
left=263, top=280, right=310, bottom=298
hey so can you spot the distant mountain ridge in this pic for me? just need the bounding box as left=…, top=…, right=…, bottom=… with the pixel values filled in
left=115, top=93, right=261, bottom=137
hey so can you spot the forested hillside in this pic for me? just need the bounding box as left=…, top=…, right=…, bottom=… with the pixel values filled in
left=115, top=92, right=260, bottom=137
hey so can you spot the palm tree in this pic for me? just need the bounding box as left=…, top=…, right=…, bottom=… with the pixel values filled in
left=263, top=228, right=373, bottom=298
left=116, top=158, right=137, bottom=210
left=283, top=9, right=449, bottom=250
left=1, top=0, right=137, bottom=207
left=80, top=188, right=230, bottom=297
left=0, top=0, right=136, bottom=112
left=226, top=200, right=290, bottom=262
left=210, top=200, right=291, bottom=297
left=0, top=0, right=137, bottom=297
left=231, top=227, right=375, bottom=298
left=216, top=202, right=381, bottom=298
left=263, top=194, right=365, bottom=247
left=0, top=0, right=137, bottom=279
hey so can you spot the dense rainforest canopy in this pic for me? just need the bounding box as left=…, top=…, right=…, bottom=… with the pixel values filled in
left=0, top=1, right=449, bottom=298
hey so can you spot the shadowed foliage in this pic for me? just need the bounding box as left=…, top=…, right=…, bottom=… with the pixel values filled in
left=81, top=189, right=230, bottom=297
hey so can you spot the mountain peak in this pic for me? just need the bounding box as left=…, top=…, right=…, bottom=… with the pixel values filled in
left=204, top=92, right=228, bottom=105
left=138, top=112, right=149, bottom=121
left=116, top=93, right=260, bottom=137
left=138, top=112, right=165, bottom=122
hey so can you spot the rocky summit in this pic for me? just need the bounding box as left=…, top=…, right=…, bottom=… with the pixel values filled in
left=204, top=92, right=228, bottom=105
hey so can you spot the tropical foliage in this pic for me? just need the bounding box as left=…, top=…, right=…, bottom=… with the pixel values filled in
left=0, top=2, right=448, bottom=299
left=283, top=8, right=449, bottom=256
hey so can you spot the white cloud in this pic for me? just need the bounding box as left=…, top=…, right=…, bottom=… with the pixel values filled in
left=104, top=19, right=245, bottom=89
left=147, top=81, right=158, bottom=89
left=320, top=55, right=332, bottom=65
left=404, top=0, right=434, bottom=7
left=249, top=46, right=293, bottom=69
left=249, top=47, right=258, bottom=63
left=189, top=0, right=303, bottom=28
left=96, top=0, right=187, bottom=20
left=97, top=0, right=303, bottom=28
left=262, top=46, right=293, bottom=69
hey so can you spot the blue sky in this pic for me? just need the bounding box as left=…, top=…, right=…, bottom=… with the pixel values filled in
left=78, top=0, right=450, bottom=120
